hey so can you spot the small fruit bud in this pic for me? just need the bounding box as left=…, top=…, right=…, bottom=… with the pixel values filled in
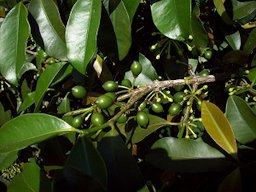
left=188, top=35, right=193, bottom=40
left=156, top=54, right=161, bottom=60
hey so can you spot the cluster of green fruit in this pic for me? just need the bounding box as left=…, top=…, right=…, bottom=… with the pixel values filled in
left=69, top=61, right=209, bottom=131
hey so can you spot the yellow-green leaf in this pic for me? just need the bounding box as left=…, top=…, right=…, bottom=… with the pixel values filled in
left=201, top=101, right=237, bottom=154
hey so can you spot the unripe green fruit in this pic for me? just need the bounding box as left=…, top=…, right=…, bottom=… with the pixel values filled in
left=136, top=111, right=149, bottom=127
left=117, top=114, right=128, bottom=124
left=151, top=102, right=164, bottom=113
left=138, top=102, right=147, bottom=111
left=72, top=116, right=83, bottom=128
left=102, top=81, right=118, bottom=92
left=199, top=69, right=210, bottom=77
left=130, top=61, right=142, bottom=77
left=71, top=85, right=87, bottom=99
left=204, top=50, right=213, bottom=60
left=168, top=103, right=182, bottom=116
left=121, top=79, right=132, bottom=88
left=105, top=92, right=117, bottom=101
left=95, top=94, right=113, bottom=109
left=91, top=112, right=105, bottom=126
left=173, top=92, right=185, bottom=103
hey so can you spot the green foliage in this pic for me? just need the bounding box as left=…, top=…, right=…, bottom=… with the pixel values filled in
left=0, top=0, right=256, bottom=191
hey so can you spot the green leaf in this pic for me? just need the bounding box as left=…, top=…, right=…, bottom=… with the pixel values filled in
left=232, top=0, right=256, bottom=24
left=226, top=95, right=256, bottom=144
left=189, top=5, right=208, bottom=51
left=34, top=62, right=66, bottom=112
left=122, top=0, right=140, bottom=21
left=0, top=102, right=11, bottom=126
left=124, top=53, right=158, bottom=86
left=213, top=0, right=233, bottom=25
left=0, top=113, right=79, bottom=153
left=0, top=151, right=18, bottom=170
left=151, top=0, right=191, bottom=40
left=66, top=0, right=101, bottom=74
left=218, top=168, right=241, bottom=192
left=0, top=2, right=30, bottom=86
left=131, top=114, right=172, bottom=143
left=98, top=128, right=145, bottom=191
left=8, top=160, right=51, bottom=192
left=57, top=93, right=70, bottom=114
left=201, top=101, right=237, bottom=154
left=246, top=67, right=256, bottom=85
left=146, top=137, right=228, bottom=172
left=225, top=31, right=241, bottom=50
left=29, top=0, right=67, bottom=60
left=18, top=92, right=35, bottom=112
left=51, top=63, right=73, bottom=86
left=66, top=136, right=107, bottom=190
left=243, top=28, right=256, bottom=54
left=110, top=1, right=132, bottom=60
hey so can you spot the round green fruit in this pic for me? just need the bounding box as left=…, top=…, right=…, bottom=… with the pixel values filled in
left=71, top=85, right=87, bottom=99
left=105, top=92, right=117, bottom=101
left=130, top=61, right=142, bottom=77
left=168, top=103, right=182, bottom=116
left=72, top=116, right=83, bottom=128
left=173, top=92, right=185, bottom=103
left=151, top=102, right=164, bottom=113
left=117, top=114, right=128, bottom=124
left=91, top=112, right=105, bottom=126
left=204, top=50, right=213, bottom=60
left=138, top=101, right=147, bottom=111
left=136, top=111, right=149, bottom=127
left=102, top=81, right=118, bottom=92
left=95, top=94, right=113, bottom=109
left=199, top=69, right=210, bottom=77
left=121, top=79, right=132, bottom=88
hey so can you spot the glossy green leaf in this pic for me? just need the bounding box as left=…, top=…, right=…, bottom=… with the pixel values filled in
left=232, top=0, right=256, bottom=24
left=244, top=28, right=256, bottom=54
left=225, top=31, right=241, bottom=50
left=34, top=62, right=66, bottom=112
left=214, top=0, right=233, bottom=25
left=218, top=168, right=241, bottom=192
left=66, top=0, right=101, bottom=74
left=66, top=136, right=107, bottom=190
left=0, top=102, right=11, bottom=126
left=110, top=1, right=132, bottom=60
left=18, top=62, right=37, bottom=79
left=131, top=114, right=172, bottom=143
left=246, top=67, right=256, bottom=85
left=122, top=0, right=140, bottom=21
left=151, top=0, right=191, bottom=40
left=51, top=63, right=73, bottom=86
left=29, top=0, right=67, bottom=60
left=201, top=101, right=237, bottom=154
left=18, top=92, right=35, bottom=112
left=146, top=137, right=229, bottom=172
left=0, top=2, right=30, bottom=86
left=226, top=95, right=256, bottom=144
left=8, top=160, right=51, bottom=192
left=0, top=151, right=17, bottom=170
left=124, top=53, right=158, bottom=86
left=0, top=113, right=79, bottom=153
left=190, top=5, right=208, bottom=51
left=57, top=93, right=70, bottom=114
left=98, top=128, right=145, bottom=191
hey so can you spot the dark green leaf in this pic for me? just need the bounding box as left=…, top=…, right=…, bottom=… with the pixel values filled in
left=51, top=63, right=73, bottom=86
left=18, top=92, right=35, bottom=112
left=151, top=0, right=191, bottom=40
left=0, top=2, right=30, bottom=86
left=66, top=0, right=101, bottom=74
left=232, top=0, right=256, bottom=24
left=29, top=0, right=67, bottom=60
left=110, top=1, right=132, bottom=60
left=122, top=0, right=140, bottom=21
left=146, top=137, right=230, bottom=172
left=0, top=151, right=18, bottom=170
left=218, top=168, right=241, bottom=192
left=213, top=0, right=233, bottom=25
left=201, top=101, right=237, bottom=154
left=0, top=113, right=79, bottom=153
left=34, top=62, right=66, bottom=112
left=124, top=53, right=158, bottom=86
left=226, top=95, right=256, bottom=144
left=246, top=67, right=256, bottom=85
left=131, top=114, right=172, bottom=143
left=243, top=28, right=256, bottom=54
left=98, top=128, right=145, bottom=192
left=0, top=102, right=11, bottom=126
left=66, top=136, right=107, bottom=190
left=225, top=31, right=241, bottom=50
